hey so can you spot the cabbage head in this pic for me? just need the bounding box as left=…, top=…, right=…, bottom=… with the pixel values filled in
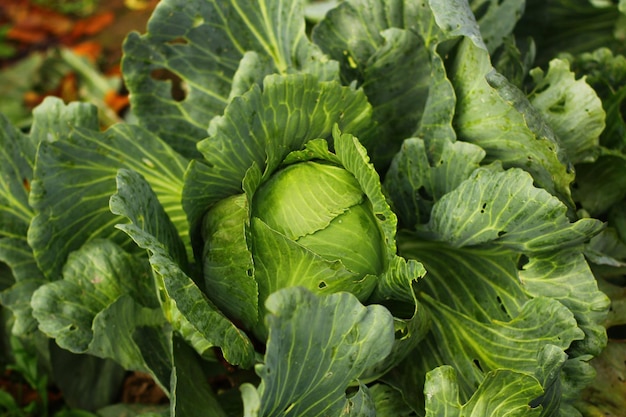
left=184, top=74, right=424, bottom=341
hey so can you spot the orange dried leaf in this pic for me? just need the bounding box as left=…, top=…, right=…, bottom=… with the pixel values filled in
left=59, top=73, right=79, bottom=103
left=5, top=2, right=74, bottom=37
left=70, top=12, right=115, bottom=39
left=71, top=41, right=102, bottom=62
left=104, top=90, right=130, bottom=113
left=7, top=26, right=47, bottom=43
left=23, top=91, right=45, bottom=108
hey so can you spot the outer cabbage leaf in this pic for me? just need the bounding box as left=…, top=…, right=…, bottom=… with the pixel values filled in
left=528, top=58, right=605, bottom=165
left=566, top=49, right=626, bottom=218
left=170, top=336, right=229, bottom=417
left=122, top=0, right=337, bottom=158
left=0, top=239, right=46, bottom=335
left=0, top=113, right=36, bottom=239
left=0, top=113, right=42, bottom=335
left=521, top=250, right=610, bottom=358
left=312, top=0, right=487, bottom=166
left=240, top=287, right=394, bottom=417
left=386, top=135, right=608, bottom=415
left=0, top=100, right=101, bottom=337
left=27, top=98, right=189, bottom=281
left=30, top=239, right=170, bottom=389
left=111, top=169, right=255, bottom=368
left=338, top=384, right=375, bottom=417
left=424, top=366, right=543, bottom=417
left=425, top=166, right=602, bottom=252
left=28, top=96, right=100, bottom=145
left=312, top=0, right=433, bottom=165
left=450, top=37, right=575, bottom=207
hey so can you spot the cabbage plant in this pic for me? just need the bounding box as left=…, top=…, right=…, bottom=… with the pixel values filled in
left=0, top=0, right=622, bottom=416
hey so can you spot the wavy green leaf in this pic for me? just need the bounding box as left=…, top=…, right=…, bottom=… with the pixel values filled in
left=528, top=58, right=605, bottom=164
left=419, top=295, right=582, bottom=388
left=122, top=0, right=337, bottom=158
left=312, top=0, right=434, bottom=166
left=29, top=97, right=99, bottom=145
left=429, top=0, right=485, bottom=48
left=414, top=47, right=457, bottom=142
left=27, top=98, right=189, bottom=280
left=424, top=366, right=543, bottom=417
left=389, top=132, right=608, bottom=414
left=426, top=165, right=603, bottom=252
left=110, top=169, right=187, bottom=269
left=0, top=98, right=106, bottom=337
left=242, top=287, right=394, bottom=417
left=521, top=250, right=610, bottom=357
left=450, top=37, right=575, bottom=207
left=30, top=239, right=167, bottom=378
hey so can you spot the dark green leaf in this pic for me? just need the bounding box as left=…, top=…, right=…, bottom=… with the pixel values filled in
left=122, top=0, right=337, bottom=158
left=450, top=38, right=575, bottom=207
left=31, top=239, right=167, bottom=377
left=171, top=336, right=228, bottom=417
left=27, top=99, right=189, bottom=280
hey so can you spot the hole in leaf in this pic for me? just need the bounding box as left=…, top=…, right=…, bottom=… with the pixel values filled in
left=375, top=213, right=386, bottom=221
left=528, top=395, right=544, bottom=408
left=517, top=254, right=529, bottom=270
left=473, top=359, right=484, bottom=372
left=318, top=281, right=327, bottom=289
left=480, top=202, right=487, bottom=213
left=417, top=186, right=431, bottom=201
left=150, top=68, right=186, bottom=102
left=246, top=268, right=254, bottom=277
left=607, top=324, right=626, bottom=340
left=548, top=97, right=567, bottom=113
left=496, top=295, right=508, bottom=316
left=394, top=327, right=407, bottom=340
left=497, top=230, right=507, bottom=237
